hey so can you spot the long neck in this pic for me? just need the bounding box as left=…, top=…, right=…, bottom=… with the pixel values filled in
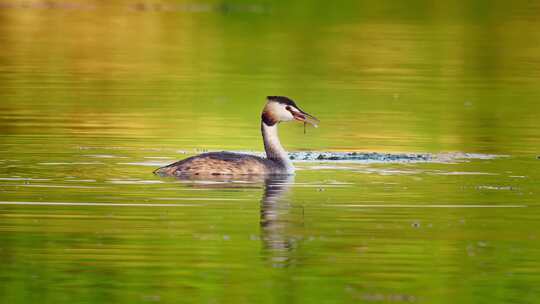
left=261, top=121, right=294, bottom=172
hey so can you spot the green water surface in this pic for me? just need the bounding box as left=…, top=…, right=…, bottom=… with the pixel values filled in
left=1, top=1, right=540, bottom=303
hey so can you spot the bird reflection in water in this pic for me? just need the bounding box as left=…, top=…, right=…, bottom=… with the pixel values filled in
left=260, top=175, right=300, bottom=267
left=171, top=174, right=301, bottom=267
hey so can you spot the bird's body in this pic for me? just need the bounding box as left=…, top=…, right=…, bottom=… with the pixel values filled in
left=154, top=152, right=286, bottom=176
left=154, top=96, right=318, bottom=177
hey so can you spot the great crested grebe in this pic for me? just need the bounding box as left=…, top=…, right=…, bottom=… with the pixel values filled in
left=154, top=96, right=319, bottom=176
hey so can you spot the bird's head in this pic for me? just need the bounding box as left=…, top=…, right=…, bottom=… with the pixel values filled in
left=261, top=96, right=319, bottom=127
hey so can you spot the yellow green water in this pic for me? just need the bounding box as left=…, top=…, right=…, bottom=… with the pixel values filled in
left=1, top=1, right=540, bottom=303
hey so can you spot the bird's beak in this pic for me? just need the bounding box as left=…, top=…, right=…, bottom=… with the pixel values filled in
left=291, top=108, right=320, bottom=128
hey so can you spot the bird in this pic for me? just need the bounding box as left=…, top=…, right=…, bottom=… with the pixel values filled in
left=154, top=96, right=319, bottom=176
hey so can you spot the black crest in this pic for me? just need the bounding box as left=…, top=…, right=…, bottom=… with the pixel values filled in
left=267, top=96, right=298, bottom=107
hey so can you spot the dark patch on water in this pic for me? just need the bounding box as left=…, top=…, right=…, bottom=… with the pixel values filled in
left=288, top=151, right=503, bottom=163
left=289, top=152, right=432, bottom=162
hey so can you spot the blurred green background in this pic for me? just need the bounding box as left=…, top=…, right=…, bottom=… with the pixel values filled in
left=2, top=0, right=540, bottom=154
left=1, top=1, right=539, bottom=303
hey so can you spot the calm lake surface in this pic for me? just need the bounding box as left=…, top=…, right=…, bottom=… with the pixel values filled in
left=1, top=1, right=540, bottom=303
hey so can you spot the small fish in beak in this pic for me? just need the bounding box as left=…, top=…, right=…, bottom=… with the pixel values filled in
left=289, top=107, right=320, bottom=128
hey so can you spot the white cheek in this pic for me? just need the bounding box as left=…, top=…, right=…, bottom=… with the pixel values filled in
left=279, top=108, right=294, bottom=121
left=265, top=102, right=295, bottom=122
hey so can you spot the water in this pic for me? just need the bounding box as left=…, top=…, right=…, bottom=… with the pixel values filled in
left=1, top=1, right=540, bottom=303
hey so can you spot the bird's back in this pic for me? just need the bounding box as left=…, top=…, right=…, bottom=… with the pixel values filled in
left=154, top=152, right=285, bottom=176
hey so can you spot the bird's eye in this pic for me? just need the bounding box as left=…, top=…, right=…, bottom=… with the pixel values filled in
left=286, top=106, right=291, bottom=111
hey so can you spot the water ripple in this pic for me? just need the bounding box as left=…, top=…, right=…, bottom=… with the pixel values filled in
left=0, top=201, right=200, bottom=207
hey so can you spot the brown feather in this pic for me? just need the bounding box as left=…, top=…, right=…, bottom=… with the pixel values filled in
left=261, top=110, right=278, bottom=126
left=154, top=152, right=285, bottom=176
